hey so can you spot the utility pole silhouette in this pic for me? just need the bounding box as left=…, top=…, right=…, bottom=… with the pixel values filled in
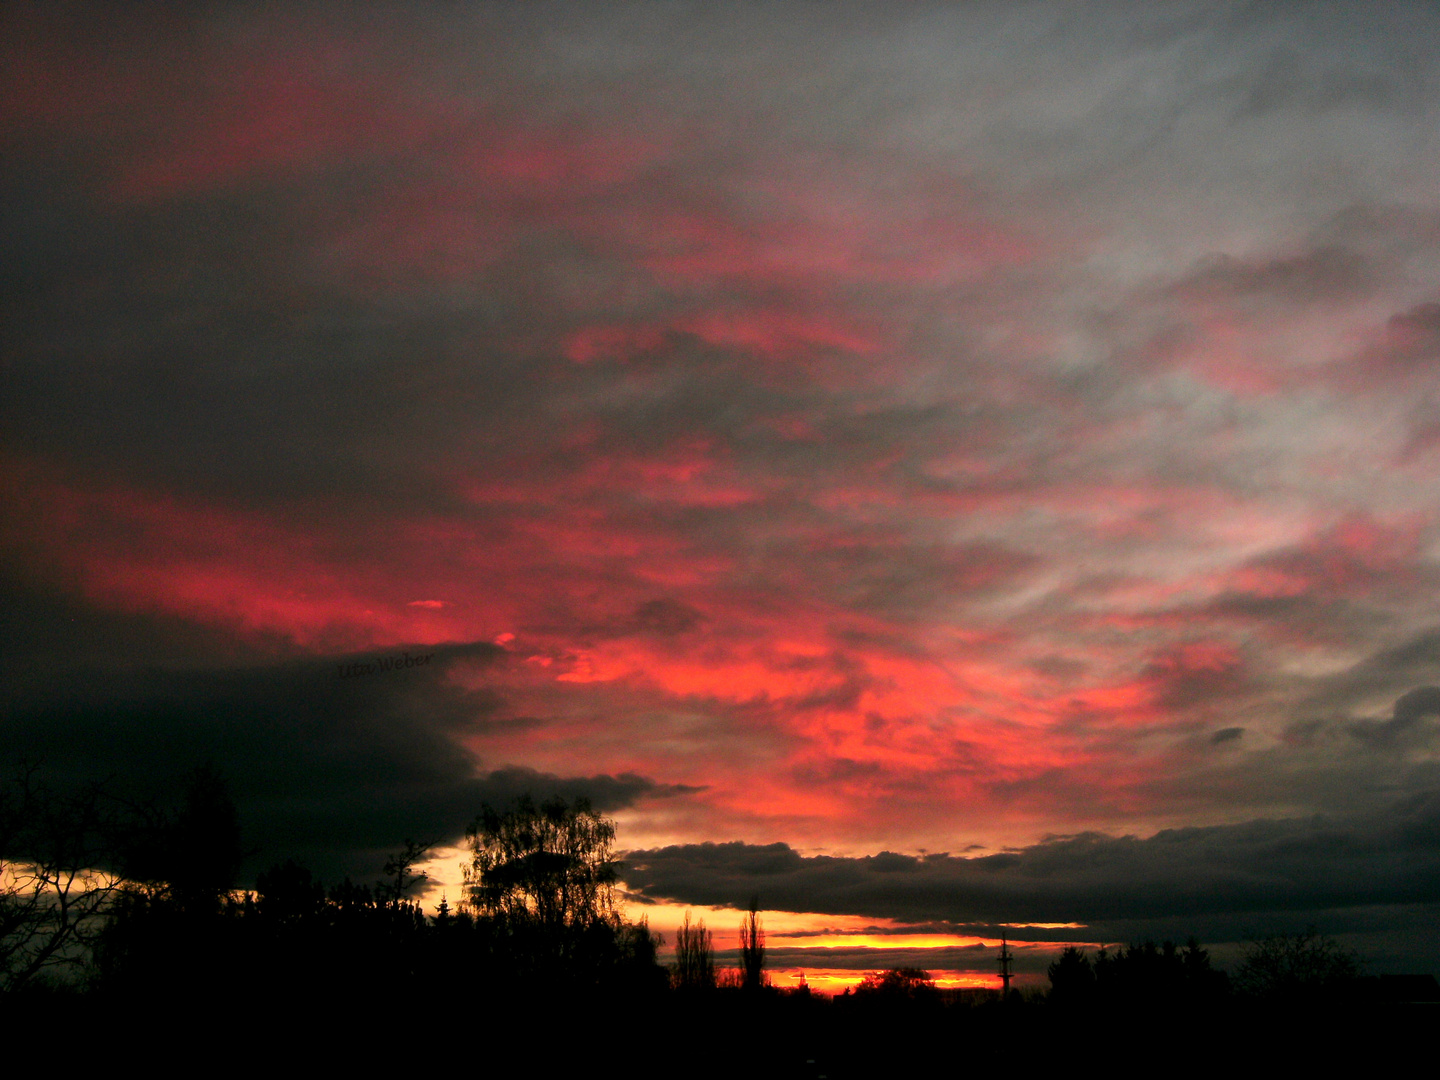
left=998, top=935, right=1013, bottom=999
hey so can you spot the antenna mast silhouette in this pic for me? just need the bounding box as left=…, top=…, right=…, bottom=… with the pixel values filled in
left=998, top=935, right=1013, bottom=998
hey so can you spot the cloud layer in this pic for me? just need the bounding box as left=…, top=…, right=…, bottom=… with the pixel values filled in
left=4, top=3, right=1440, bottom=963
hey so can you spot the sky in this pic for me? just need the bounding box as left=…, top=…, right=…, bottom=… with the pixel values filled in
left=3, top=2, right=1440, bottom=986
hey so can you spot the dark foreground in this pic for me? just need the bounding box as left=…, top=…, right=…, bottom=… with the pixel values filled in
left=5, top=984, right=1434, bottom=1077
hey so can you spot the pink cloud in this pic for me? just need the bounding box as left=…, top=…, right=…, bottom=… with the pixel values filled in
left=1225, top=514, right=1423, bottom=600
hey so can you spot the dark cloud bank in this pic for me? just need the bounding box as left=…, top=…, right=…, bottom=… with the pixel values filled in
left=624, top=793, right=1440, bottom=969
left=0, top=610, right=696, bottom=882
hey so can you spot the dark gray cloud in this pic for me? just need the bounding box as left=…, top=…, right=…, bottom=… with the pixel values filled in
left=1351, top=685, right=1440, bottom=747
left=0, top=608, right=696, bottom=881
left=624, top=791, right=1440, bottom=965
left=1235, top=41, right=1414, bottom=118
left=1172, top=246, right=1373, bottom=305
left=1293, top=631, right=1440, bottom=727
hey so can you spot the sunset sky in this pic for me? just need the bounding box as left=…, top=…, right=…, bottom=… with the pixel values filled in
left=4, top=2, right=1439, bottom=985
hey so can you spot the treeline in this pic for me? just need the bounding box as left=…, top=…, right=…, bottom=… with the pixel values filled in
left=2, top=768, right=668, bottom=1006
left=1046, top=938, right=1229, bottom=1008
left=4, top=765, right=1434, bottom=1072
left=1042, top=931, right=1421, bottom=1011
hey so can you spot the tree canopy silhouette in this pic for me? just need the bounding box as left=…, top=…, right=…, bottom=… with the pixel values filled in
left=739, top=895, right=765, bottom=990
left=459, top=795, right=671, bottom=998
left=1234, top=928, right=1360, bottom=1004
left=1046, top=945, right=1096, bottom=1005
left=855, top=967, right=938, bottom=1001
left=1049, top=938, right=1227, bottom=1011
left=463, top=795, right=619, bottom=931
left=672, top=909, right=715, bottom=992
left=1, top=763, right=121, bottom=992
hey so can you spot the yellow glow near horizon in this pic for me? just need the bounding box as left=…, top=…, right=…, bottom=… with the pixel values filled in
left=767, top=968, right=1022, bottom=993
left=408, top=848, right=1083, bottom=994
left=617, top=900, right=1024, bottom=954
left=769, top=933, right=985, bottom=949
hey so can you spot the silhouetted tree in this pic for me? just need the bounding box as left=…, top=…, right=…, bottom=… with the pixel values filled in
left=121, top=763, right=243, bottom=914
left=1179, top=936, right=1227, bottom=1001
left=463, top=796, right=619, bottom=938
left=94, top=765, right=246, bottom=996
left=254, top=859, right=325, bottom=926
left=672, top=909, right=715, bottom=991
left=1047, top=945, right=1095, bottom=1006
left=739, top=895, right=766, bottom=991
left=1, top=763, right=121, bottom=992
left=1234, top=927, right=1361, bottom=1004
left=462, top=794, right=653, bottom=992
left=1181, top=937, right=1209, bottom=977
left=1117, top=940, right=1182, bottom=999
left=855, top=967, right=938, bottom=1001
left=1082, top=937, right=1227, bottom=1011
left=378, top=838, right=436, bottom=906
left=615, top=917, right=669, bottom=998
